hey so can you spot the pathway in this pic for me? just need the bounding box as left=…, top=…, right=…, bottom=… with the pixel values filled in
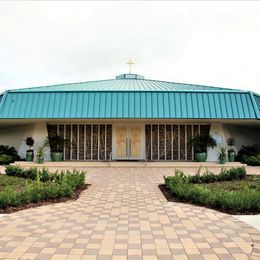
left=0, top=168, right=259, bottom=259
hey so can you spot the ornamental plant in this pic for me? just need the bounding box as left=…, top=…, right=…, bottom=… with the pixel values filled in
left=188, top=134, right=217, bottom=153
left=218, top=146, right=227, bottom=161
left=227, top=137, right=236, bottom=153
left=25, top=137, right=34, bottom=152
left=45, top=135, right=70, bottom=153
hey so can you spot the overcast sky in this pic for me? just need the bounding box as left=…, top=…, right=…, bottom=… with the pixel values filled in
left=0, top=1, right=260, bottom=93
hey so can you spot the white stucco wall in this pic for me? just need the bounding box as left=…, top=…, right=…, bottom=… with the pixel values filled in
left=222, top=124, right=260, bottom=150
left=207, top=123, right=260, bottom=161
left=0, top=123, right=50, bottom=161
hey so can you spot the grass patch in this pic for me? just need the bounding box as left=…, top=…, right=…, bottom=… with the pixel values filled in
left=163, top=167, right=260, bottom=214
left=197, top=175, right=260, bottom=192
left=0, top=166, right=87, bottom=213
left=0, top=174, right=50, bottom=192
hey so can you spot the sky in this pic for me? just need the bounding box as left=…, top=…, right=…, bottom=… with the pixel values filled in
left=0, top=1, right=260, bottom=93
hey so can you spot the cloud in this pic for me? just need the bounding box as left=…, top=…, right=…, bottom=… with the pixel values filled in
left=0, top=1, right=260, bottom=93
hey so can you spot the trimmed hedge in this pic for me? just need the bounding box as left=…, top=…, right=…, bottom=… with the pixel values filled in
left=236, top=144, right=260, bottom=164
left=245, top=154, right=260, bottom=166
left=164, top=167, right=260, bottom=213
left=0, top=166, right=86, bottom=209
left=0, top=155, right=14, bottom=165
left=0, top=145, right=20, bottom=164
left=188, top=166, right=246, bottom=183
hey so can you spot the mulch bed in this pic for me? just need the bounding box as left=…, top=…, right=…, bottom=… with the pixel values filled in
left=0, top=184, right=90, bottom=214
left=158, top=184, right=258, bottom=215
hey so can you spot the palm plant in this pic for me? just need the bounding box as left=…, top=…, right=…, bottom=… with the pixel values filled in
left=45, top=135, right=70, bottom=153
left=218, top=146, right=227, bottom=164
left=37, top=145, right=46, bottom=164
left=188, top=134, right=217, bottom=153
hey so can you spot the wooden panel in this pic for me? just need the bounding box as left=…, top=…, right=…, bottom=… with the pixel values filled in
left=159, top=125, right=165, bottom=160
left=145, top=125, right=151, bottom=160
left=166, top=125, right=172, bottom=160
left=106, top=125, right=112, bottom=160
left=79, top=125, right=84, bottom=160
left=85, top=125, right=91, bottom=160
left=99, top=125, right=106, bottom=160
left=200, top=125, right=211, bottom=136
left=72, top=125, right=77, bottom=160
left=152, top=125, right=158, bottom=160
left=180, top=125, right=185, bottom=160
left=65, top=125, right=71, bottom=160
left=129, top=125, right=142, bottom=158
left=92, top=125, right=98, bottom=160
left=172, top=125, right=178, bottom=160
left=187, top=125, right=192, bottom=160
left=115, top=125, right=127, bottom=158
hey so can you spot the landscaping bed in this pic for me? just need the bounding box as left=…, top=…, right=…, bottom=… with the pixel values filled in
left=162, top=167, right=260, bottom=214
left=0, top=166, right=87, bottom=213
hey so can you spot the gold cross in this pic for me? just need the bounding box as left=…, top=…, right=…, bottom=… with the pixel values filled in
left=127, top=59, right=134, bottom=74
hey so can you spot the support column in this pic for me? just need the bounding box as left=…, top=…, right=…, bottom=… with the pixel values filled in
left=207, top=122, right=227, bottom=162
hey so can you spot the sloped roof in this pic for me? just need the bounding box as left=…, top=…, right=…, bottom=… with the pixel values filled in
left=0, top=74, right=259, bottom=120
left=10, top=74, right=243, bottom=93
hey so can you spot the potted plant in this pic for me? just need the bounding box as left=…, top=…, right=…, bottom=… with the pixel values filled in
left=218, top=146, right=227, bottom=164
left=45, top=135, right=69, bottom=162
left=37, top=145, right=45, bottom=164
left=188, top=134, right=217, bottom=162
left=25, top=137, right=34, bottom=161
left=227, top=137, right=236, bottom=162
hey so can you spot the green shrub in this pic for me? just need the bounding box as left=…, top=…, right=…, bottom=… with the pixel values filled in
left=5, top=165, right=24, bottom=176
left=164, top=167, right=259, bottom=213
left=0, top=145, right=20, bottom=163
left=5, top=166, right=86, bottom=187
left=0, top=167, right=86, bottom=209
left=188, top=166, right=246, bottom=184
left=245, top=154, right=260, bottom=166
left=0, top=154, right=13, bottom=165
left=236, top=145, right=260, bottom=163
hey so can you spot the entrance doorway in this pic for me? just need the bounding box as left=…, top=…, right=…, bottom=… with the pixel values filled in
left=113, top=124, right=145, bottom=160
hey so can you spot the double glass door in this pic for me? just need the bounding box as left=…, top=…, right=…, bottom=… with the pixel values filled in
left=113, top=124, right=144, bottom=160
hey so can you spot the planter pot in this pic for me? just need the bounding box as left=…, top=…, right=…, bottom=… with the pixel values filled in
left=51, top=152, right=63, bottom=162
left=37, top=156, right=44, bottom=164
left=26, top=151, right=34, bottom=162
left=228, top=151, right=236, bottom=162
left=220, top=158, right=226, bottom=164
left=195, top=152, right=207, bottom=162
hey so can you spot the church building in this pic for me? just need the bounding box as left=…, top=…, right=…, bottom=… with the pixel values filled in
left=0, top=72, right=259, bottom=162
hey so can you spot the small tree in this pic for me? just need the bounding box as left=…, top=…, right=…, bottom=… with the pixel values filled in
left=227, top=137, right=236, bottom=152
left=25, top=137, right=34, bottom=152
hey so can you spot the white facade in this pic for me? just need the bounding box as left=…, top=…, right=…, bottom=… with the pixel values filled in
left=0, top=121, right=259, bottom=162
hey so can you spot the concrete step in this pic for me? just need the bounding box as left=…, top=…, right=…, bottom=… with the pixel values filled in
left=11, top=161, right=246, bottom=169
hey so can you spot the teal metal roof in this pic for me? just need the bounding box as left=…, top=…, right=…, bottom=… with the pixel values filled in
left=9, top=74, right=243, bottom=93
left=0, top=74, right=259, bottom=120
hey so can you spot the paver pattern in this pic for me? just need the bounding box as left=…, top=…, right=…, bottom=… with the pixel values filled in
left=0, top=167, right=259, bottom=260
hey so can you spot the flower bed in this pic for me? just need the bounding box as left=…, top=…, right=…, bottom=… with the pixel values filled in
left=0, top=166, right=87, bottom=212
left=164, top=167, right=260, bottom=214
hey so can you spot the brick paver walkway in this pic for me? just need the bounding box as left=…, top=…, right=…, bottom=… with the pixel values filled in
left=0, top=168, right=259, bottom=259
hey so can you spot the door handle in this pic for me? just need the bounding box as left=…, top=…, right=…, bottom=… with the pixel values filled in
left=129, top=138, right=131, bottom=157
left=126, top=138, right=129, bottom=157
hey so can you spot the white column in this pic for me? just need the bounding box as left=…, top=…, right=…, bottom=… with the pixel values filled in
left=207, top=123, right=227, bottom=162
